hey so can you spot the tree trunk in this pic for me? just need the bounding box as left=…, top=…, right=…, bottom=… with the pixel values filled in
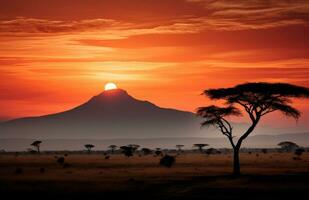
left=37, top=146, right=40, bottom=153
left=233, top=147, right=240, bottom=176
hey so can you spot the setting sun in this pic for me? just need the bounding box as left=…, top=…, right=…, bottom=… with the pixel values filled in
left=104, top=82, right=117, bottom=91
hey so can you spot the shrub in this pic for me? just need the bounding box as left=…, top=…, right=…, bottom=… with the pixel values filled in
left=294, top=148, right=305, bottom=157
left=155, top=150, right=162, bottom=156
left=159, top=155, right=175, bottom=168
left=57, top=157, right=65, bottom=165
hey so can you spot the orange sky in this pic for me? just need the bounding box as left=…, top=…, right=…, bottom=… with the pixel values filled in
left=0, top=0, right=309, bottom=131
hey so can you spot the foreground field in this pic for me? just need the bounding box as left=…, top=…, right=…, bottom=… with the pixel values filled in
left=1, top=152, right=309, bottom=199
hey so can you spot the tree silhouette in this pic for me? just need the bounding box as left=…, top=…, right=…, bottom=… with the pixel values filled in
left=127, top=144, right=140, bottom=152
left=193, top=144, right=208, bottom=153
left=108, top=145, right=117, bottom=154
left=278, top=141, right=299, bottom=152
left=175, top=145, right=184, bottom=152
left=84, top=144, right=95, bottom=154
left=197, top=82, right=309, bottom=175
left=141, top=148, right=152, bottom=155
left=160, top=155, right=175, bottom=168
left=120, top=146, right=135, bottom=157
left=31, top=140, right=42, bottom=153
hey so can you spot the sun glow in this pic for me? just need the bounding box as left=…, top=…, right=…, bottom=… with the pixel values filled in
left=104, top=82, right=117, bottom=91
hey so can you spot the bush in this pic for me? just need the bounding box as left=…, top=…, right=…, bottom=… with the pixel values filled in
left=159, top=155, right=175, bottom=168
left=295, top=148, right=305, bottom=157
left=57, top=157, right=65, bottom=165
left=155, top=150, right=162, bottom=156
left=120, top=146, right=134, bottom=157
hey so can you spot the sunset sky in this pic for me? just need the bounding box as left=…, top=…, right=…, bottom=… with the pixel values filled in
left=0, top=0, right=308, bottom=132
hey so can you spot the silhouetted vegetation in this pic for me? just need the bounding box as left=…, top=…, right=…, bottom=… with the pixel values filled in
left=159, top=155, right=175, bottom=168
left=108, top=145, right=117, bottom=154
left=205, top=148, right=221, bottom=155
left=278, top=141, right=299, bottom=152
left=262, top=149, right=268, bottom=154
left=120, top=146, right=135, bottom=157
left=154, top=148, right=163, bottom=156
left=57, top=157, right=65, bottom=165
left=31, top=140, right=42, bottom=153
left=197, top=82, right=309, bottom=175
left=294, top=148, right=305, bottom=157
left=84, top=144, right=95, bottom=154
left=176, top=144, right=184, bottom=152
left=141, top=148, right=152, bottom=155
left=193, top=144, right=208, bottom=153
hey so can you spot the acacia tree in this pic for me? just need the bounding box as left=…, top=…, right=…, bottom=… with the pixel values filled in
left=108, top=145, right=117, bottom=154
left=193, top=144, right=208, bottom=153
left=197, top=82, right=309, bottom=175
left=84, top=144, right=95, bottom=154
left=278, top=141, right=299, bottom=152
left=31, top=140, right=42, bottom=153
left=176, top=145, right=184, bottom=152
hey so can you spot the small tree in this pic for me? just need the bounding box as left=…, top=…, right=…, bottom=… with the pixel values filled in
left=176, top=145, right=184, bottom=152
left=141, top=148, right=152, bottom=155
left=193, top=144, right=208, bottom=153
left=120, top=146, right=135, bottom=157
left=31, top=141, right=42, bottom=153
left=84, top=144, right=95, bottom=154
left=108, top=145, right=117, bottom=154
left=197, top=82, right=309, bottom=175
left=278, top=141, right=299, bottom=152
left=127, top=144, right=140, bottom=152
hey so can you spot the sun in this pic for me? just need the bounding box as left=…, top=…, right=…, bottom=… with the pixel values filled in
left=104, top=82, right=118, bottom=91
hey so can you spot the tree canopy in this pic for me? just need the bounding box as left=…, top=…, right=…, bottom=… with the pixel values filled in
left=197, top=82, right=309, bottom=175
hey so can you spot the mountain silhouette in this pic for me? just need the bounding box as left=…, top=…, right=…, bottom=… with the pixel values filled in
left=0, top=89, right=203, bottom=139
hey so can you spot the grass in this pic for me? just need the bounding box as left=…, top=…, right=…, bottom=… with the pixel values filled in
left=0, top=152, right=308, bottom=199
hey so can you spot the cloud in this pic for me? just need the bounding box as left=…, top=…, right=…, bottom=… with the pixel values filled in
left=187, top=0, right=309, bottom=30
left=1, top=0, right=309, bottom=37
left=0, top=17, right=131, bottom=34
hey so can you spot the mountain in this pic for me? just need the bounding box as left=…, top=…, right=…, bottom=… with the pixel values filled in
left=0, top=89, right=204, bottom=139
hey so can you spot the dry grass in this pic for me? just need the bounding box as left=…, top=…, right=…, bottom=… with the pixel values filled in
left=1, top=152, right=309, bottom=199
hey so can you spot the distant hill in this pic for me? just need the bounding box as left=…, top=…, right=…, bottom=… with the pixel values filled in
left=0, top=89, right=204, bottom=139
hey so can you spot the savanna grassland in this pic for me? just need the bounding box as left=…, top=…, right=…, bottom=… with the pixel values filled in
left=1, top=152, right=309, bottom=200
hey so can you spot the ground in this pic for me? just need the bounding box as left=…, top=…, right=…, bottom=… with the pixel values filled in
left=0, top=152, right=309, bottom=199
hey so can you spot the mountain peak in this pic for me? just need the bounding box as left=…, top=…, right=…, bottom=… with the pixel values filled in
left=96, top=88, right=131, bottom=99
left=86, top=88, right=134, bottom=106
